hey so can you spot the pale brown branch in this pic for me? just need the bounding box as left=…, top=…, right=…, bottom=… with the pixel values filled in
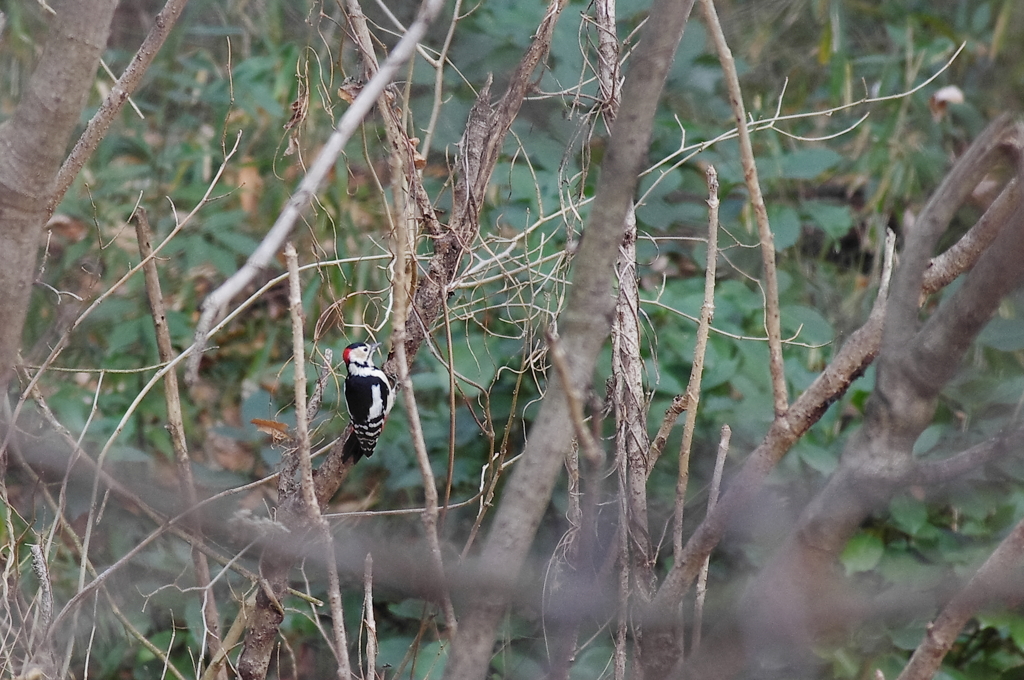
left=0, top=0, right=118, bottom=389
left=287, top=242, right=352, bottom=678
left=135, top=208, right=224, bottom=675
left=548, top=332, right=605, bottom=469
left=682, top=119, right=1024, bottom=679
left=615, top=209, right=655, bottom=610
left=649, top=119, right=1024, bottom=676
left=200, top=596, right=254, bottom=680
left=691, top=424, right=730, bottom=653
left=700, top=0, right=787, bottom=416
left=381, top=32, right=458, bottom=630
left=392, top=210, right=458, bottom=637
left=647, top=394, right=688, bottom=469
left=924, top=175, right=1021, bottom=295
left=911, top=427, right=1024, bottom=486
left=884, top=114, right=1018, bottom=361
left=420, top=0, right=465, bottom=157
left=25, top=544, right=56, bottom=679
left=441, top=296, right=458, bottom=527
left=673, top=165, right=720, bottom=560
left=544, top=331, right=610, bottom=680
left=363, top=554, right=379, bottom=680
left=286, top=243, right=318, bottom=519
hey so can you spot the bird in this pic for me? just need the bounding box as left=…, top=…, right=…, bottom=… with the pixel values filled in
left=342, top=341, right=395, bottom=462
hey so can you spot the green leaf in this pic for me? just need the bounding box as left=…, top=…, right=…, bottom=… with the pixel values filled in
left=781, top=304, right=834, bottom=345
left=770, top=147, right=844, bottom=180
left=913, top=424, right=943, bottom=455
left=650, top=361, right=687, bottom=395
left=769, top=204, right=801, bottom=251
left=979, top=315, right=1024, bottom=351
left=890, top=495, right=929, bottom=536
left=841, top=531, right=884, bottom=574
left=1009, top=615, right=1024, bottom=650
left=802, top=200, right=853, bottom=239
left=798, top=442, right=838, bottom=474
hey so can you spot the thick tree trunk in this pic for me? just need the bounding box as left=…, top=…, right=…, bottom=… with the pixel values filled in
left=0, top=0, right=118, bottom=390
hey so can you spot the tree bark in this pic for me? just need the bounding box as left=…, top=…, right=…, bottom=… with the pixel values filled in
left=0, top=0, right=118, bottom=391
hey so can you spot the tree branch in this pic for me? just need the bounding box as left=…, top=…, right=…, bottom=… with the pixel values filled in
left=701, top=0, right=787, bottom=416
left=441, top=0, right=699, bottom=677
left=649, top=118, right=1024, bottom=676
left=683, top=117, right=1024, bottom=678
left=0, top=0, right=118, bottom=390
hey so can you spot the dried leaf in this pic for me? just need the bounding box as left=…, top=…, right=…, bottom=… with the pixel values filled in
left=338, top=77, right=364, bottom=103
left=251, top=418, right=292, bottom=445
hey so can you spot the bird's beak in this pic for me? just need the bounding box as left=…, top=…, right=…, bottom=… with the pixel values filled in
left=368, top=342, right=382, bottom=352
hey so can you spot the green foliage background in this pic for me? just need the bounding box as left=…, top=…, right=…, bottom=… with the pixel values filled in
left=3, top=0, right=1024, bottom=678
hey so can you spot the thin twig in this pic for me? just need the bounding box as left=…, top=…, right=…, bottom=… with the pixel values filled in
left=385, top=63, right=458, bottom=631
left=691, top=424, right=730, bottom=652
left=29, top=544, right=53, bottom=635
left=4, top=132, right=242, bottom=469
left=634, top=45, right=968, bottom=215
left=652, top=117, right=1023, bottom=624
left=307, top=349, right=333, bottom=422
left=135, top=208, right=224, bottom=675
left=286, top=242, right=352, bottom=679
left=459, top=358, right=526, bottom=559
left=200, top=595, right=254, bottom=680
left=394, top=342, right=458, bottom=631
left=441, top=294, right=458, bottom=529
left=363, top=554, right=378, bottom=680
left=420, top=0, right=464, bottom=157
left=547, top=331, right=604, bottom=467
left=673, top=165, right=720, bottom=560
left=647, top=394, right=688, bottom=470
left=545, top=327, right=609, bottom=680
left=285, top=243, right=317, bottom=517
left=700, top=0, right=787, bottom=416
left=897, top=463, right=1024, bottom=677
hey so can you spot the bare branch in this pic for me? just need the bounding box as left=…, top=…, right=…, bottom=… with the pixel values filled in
left=135, top=208, right=224, bottom=676
left=700, top=0, right=787, bottom=416
left=691, top=424, right=730, bottom=652
left=285, top=243, right=317, bottom=518
left=647, top=394, right=688, bottom=467
left=442, top=0, right=699, bottom=676
left=363, top=555, right=379, bottom=680
left=684, top=118, right=1024, bottom=678
left=673, top=165, right=721, bottom=559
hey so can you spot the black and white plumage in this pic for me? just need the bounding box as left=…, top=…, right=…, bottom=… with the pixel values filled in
left=342, top=341, right=395, bottom=462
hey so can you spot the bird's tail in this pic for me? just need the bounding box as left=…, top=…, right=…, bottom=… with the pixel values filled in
left=341, top=426, right=365, bottom=463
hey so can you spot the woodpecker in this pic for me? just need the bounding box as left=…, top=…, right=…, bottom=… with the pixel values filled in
left=342, top=341, right=395, bottom=462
